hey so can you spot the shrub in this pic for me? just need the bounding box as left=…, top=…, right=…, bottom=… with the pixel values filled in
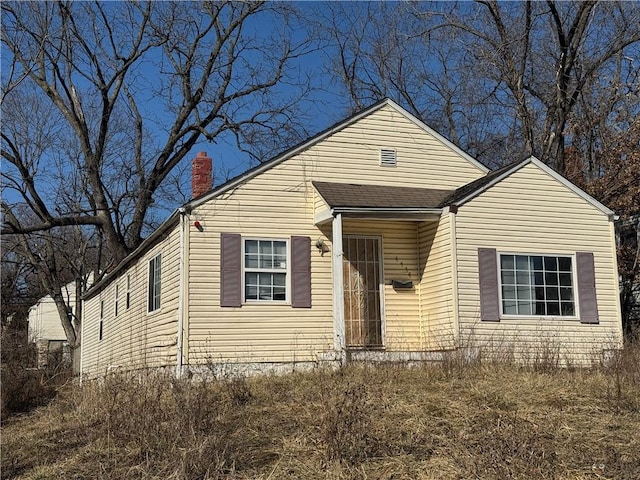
left=1, top=333, right=71, bottom=420
left=605, top=327, right=640, bottom=412
left=319, top=368, right=374, bottom=466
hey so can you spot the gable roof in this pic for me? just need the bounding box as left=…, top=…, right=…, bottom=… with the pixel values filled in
left=84, top=99, right=490, bottom=299
left=439, top=157, right=529, bottom=207
left=188, top=98, right=488, bottom=209
left=314, top=181, right=454, bottom=209
left=443, top=156, right=615, bottom=217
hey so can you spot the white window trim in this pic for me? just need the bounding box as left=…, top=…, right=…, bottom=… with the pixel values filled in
left=497, top=251, right=580, bottom=321
left=126, top=274, right=131, bottom=310
left=99, top=299, right=104, bottom=341
left=242, top=237, right=290, bottom=305
left=147, top=253, right=162, bottom=314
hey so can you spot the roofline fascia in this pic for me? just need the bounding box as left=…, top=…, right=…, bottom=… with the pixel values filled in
left=83, top=210, right=181, bottom=300
left=452, top=158, right=532, bottom=207
left=527, top=156, right=615, bottom=217
left=453, top=156, right=615, bottom=218
left=383, top=99, right=490, bottom=174
left=332, top=206, right=444, bottom=216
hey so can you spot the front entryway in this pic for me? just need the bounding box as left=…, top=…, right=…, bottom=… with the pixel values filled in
left=343, top=236, right=384, bottom=348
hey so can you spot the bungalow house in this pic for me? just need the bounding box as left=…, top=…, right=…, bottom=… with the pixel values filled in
left=80, top=99, right=623, bottom=377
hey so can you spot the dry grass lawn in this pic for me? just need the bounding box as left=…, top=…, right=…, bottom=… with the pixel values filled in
left=2, top=349, right=640, bottom=480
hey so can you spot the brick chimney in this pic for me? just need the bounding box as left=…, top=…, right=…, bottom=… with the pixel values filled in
left=191, top=151, right=212, bottom=199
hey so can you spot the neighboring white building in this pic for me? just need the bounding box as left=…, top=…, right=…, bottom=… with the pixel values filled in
left=28, top=275, right=92, bottom=367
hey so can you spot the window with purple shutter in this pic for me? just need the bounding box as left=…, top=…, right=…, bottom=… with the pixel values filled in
left=221, top=234, right=311, bottom=307
left=480, top=249, right=597, bottom=323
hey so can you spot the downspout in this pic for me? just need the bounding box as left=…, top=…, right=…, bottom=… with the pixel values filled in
left=176, top=207, right=187, bottom=378
left=416, top=223, right=425, bottom=350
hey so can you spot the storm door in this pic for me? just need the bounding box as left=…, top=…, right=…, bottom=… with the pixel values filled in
left=343, top=236, right=384, bottom=348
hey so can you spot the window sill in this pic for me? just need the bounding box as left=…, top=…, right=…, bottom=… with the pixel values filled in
left=147, top=308, right=163, bottom=316
left=243, top=300, right=290, bottom=306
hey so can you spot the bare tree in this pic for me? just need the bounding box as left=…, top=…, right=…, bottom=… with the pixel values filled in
left=314, top=1, right=640, bottom=171
left=567, top=111, right=640, bottom=333
left=440, top=0, right=640, bottom=171
left=1, top=0, right=314, bottom=352
left=2, top=209, right=99, bottom=350
left=2, top=1, right=313, bottom=258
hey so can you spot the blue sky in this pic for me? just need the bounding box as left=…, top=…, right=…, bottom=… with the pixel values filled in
left=1, top=1, right=358, bottom=226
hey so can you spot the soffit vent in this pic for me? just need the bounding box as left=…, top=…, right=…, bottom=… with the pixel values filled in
left=380, top=148, right=397, bottom=167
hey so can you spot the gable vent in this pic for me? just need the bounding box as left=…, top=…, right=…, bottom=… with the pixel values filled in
left=380, top=148, right=397, bottom=167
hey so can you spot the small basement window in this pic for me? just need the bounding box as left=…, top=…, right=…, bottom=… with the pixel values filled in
left=380, top=148, right=397, bottom=167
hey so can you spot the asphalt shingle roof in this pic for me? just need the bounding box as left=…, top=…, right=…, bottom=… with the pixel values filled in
left=312, top=181, right=455, bottom=209
left=439, top=158, right=529, bottom=206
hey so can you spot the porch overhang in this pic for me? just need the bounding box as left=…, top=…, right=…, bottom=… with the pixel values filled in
left=315, top=206, right=442, bottom=225
left=313, top=180, right=452, bottom=225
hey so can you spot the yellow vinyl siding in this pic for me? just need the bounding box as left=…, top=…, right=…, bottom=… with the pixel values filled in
left=81, top=227, right=181, bottom=376
left=187, top=202, right=333, bottom=363
left=313, top=187, right=331, bottom=222
left=295, top=104, right=485, bottom=188
left=418, top=215, right=457, bottom=350
left=454, top=163, right=622, bottom=363
left=187, top=105, right=483, bottom=364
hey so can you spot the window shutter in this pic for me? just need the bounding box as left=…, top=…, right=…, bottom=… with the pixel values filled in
left=220, top=233, right=242, bottom=307
left=291, top=236, right=312, bottom=308
left=478, top=248, right=500, bottom=321
left=576, top=252, right=598, bottom=324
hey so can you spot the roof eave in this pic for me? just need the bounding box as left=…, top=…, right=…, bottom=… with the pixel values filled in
left=187, top=99, right=393, bottom=210
left=384, top=99, right=489, bottom=174
left=332, top=207, right=443, bottom=221
left=334, top=206, right=443, bottom=214
left=83, top=210, right=181, bottom=300
left=451, top=156, right=615, bottom=218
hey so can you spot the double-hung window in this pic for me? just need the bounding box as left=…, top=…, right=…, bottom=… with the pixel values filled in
left=148, top=253, right=162, bottom=313
left=99, top=300, right=104, bottom=340
left=500, top=254, right=575, bottom=317
left=244, top=239, right=288, bottom=302
left=114, top=284, right=119, bottom=317
left=126, top=274, right=131, bottom=309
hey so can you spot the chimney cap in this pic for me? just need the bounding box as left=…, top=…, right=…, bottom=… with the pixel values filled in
left=197, top=151, right=209, bottom=157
